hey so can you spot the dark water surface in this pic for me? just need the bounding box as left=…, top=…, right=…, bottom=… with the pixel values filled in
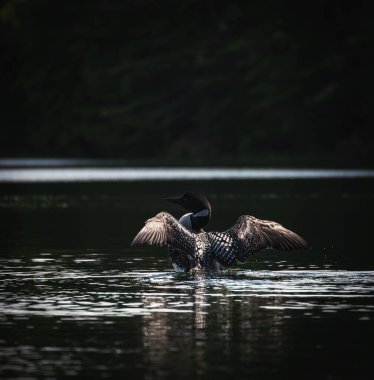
left=1, top=172, right=374, bottom=379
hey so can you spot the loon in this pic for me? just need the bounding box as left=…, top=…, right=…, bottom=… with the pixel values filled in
left=164, top=192, right=212, bottom=271
left=131, top=193, right=308, bottom=272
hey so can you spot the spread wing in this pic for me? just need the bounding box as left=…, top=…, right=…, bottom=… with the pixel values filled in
left=131, top=212, right=196, bottom=253
left=208, top=215, right=308, bottom=267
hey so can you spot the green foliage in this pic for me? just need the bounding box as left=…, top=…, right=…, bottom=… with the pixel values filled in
left=1, top=0, right=373, bottom=164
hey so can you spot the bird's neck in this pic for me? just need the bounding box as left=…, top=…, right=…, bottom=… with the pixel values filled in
left=191, top=208, right=210, bottom=232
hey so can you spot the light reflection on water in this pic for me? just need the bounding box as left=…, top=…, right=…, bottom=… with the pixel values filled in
left=1, top=167, right=374, bottom=182
left=1, top=252, right=374, bottom=379
left=1, top=253, right=373, bottom=319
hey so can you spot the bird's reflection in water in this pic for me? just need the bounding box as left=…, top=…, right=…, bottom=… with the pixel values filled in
left=138, top=271, right=290, bottom=378
left=140, top=273, right=209, bottom=377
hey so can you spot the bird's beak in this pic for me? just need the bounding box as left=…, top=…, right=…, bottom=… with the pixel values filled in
left=164, top=196, right=183, bottom=205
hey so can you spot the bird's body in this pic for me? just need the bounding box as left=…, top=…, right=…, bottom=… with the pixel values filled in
left=131, top=206, right=308, bottom=272
left=164, top=193, right=212, bottom=271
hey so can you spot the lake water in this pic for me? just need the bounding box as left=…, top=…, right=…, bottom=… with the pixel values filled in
left=0, top=165, right=373, bottom=379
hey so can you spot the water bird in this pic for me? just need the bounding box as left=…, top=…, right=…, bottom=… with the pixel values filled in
left=131, top=192, right=308, bottom=272
left=164, top=192, right=212, bottom=271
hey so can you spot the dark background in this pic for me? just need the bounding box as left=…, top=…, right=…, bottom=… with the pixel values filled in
left=1, top=0, right=373, bottom=165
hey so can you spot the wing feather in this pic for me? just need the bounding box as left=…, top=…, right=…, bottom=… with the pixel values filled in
left=209, top=215, right=308, bottom=266
left=230, top=216, right=308, bottom=257
left=131, top=212, right=196, bottom=253
left=131, top=214, right=169, bottom=246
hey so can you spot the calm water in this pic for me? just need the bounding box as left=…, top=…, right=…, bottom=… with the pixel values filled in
left=1, top=167, right=374, bottom=379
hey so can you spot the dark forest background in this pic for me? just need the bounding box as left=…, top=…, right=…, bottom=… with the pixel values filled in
left=1, top=0, right=373, bottom=165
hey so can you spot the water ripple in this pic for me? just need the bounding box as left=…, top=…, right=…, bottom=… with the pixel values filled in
left=1, top=270, right=373, bottom=319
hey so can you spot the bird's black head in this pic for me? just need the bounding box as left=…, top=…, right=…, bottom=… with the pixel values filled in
left=165, top=192, right=211, bottom=232
left=164, top=192, right=211, bottom=214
